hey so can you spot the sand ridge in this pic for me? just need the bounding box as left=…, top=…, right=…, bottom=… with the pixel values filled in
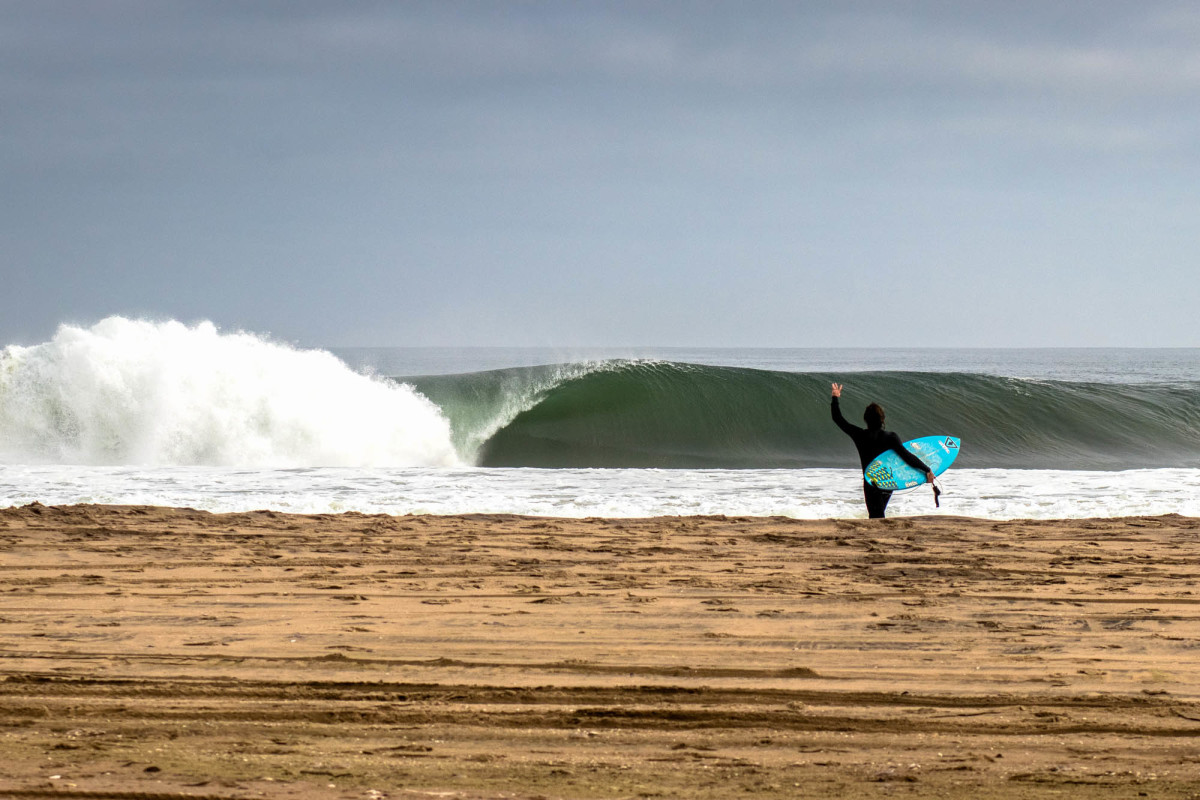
left=2, top=504, right=1200, bottom=798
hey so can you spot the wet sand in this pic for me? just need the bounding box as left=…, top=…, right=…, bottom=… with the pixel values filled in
left=3, top=504, right=1200, bottom=799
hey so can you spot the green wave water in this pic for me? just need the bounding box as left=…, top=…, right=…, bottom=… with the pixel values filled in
left=405, top=361, right=1200, bottom=470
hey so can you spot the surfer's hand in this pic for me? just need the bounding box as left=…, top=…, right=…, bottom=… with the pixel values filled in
left=926, top=471, right=935, bottom=484
left=831, top=383, right=843, bottom=398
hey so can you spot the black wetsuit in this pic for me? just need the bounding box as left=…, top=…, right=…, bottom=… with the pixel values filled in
left=831, top=397, right=929, bottom=519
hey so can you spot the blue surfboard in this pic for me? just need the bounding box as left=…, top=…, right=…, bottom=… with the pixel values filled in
left=864, top=435, right=961, bottom=491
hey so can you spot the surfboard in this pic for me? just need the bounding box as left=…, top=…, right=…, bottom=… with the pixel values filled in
left=864, top=436, right=961, bottom=491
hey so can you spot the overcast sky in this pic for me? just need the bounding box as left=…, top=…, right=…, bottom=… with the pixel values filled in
left=2, top=1, right=1198, bottom=348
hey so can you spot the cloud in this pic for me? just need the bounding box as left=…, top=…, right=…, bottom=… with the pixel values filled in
left=2, top=1, right=1199, bottom=346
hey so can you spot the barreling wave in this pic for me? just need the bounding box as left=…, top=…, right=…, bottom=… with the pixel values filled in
left=408, top=361, right=1200, bottom=470
left=0, top=318, right=459, bottom=467
left=4, top=321, right=1197, bottom=472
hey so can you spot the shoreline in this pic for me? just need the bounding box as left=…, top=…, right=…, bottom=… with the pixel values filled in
left=3, top=503, right=1200, bottom=798
left=7, top=498, right=1200, bottom=521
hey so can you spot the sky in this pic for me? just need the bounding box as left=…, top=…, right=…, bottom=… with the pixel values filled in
left=2, top=1, right=1198, bottom=348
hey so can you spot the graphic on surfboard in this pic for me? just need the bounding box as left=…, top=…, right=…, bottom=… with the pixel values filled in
left=865, top=435, right=961, bottom=491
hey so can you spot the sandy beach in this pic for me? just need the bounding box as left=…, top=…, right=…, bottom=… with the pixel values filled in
left=3, top=504, right=1200, bottom=799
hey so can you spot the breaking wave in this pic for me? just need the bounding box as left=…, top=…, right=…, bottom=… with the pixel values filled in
left=0, top=317, right=459, bottom=467
left=4, top=319, right=1197, bottom=471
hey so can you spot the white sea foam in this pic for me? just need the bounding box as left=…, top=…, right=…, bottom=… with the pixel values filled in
left=0, top=317, right=459, bottom=467
left=1, top=466, right=1195, bottom=520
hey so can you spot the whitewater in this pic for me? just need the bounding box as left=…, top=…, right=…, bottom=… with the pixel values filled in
left=0, top=317, right=459, bottom=468
left=2, top=317, right=1198, bottom=520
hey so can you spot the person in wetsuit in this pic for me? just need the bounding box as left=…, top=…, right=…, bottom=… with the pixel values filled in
left=831, top=382, right=934, bottom=519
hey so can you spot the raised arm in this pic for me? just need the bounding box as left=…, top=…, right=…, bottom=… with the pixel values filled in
left=830, top=383, right=861, bottom=437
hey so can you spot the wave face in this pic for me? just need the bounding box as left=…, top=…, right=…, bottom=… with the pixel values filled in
left=5, top=326, right=1196, bottom=472
left=407, top=361, right=1200, bottom=470
left=0, top=318, right=459, bottom=467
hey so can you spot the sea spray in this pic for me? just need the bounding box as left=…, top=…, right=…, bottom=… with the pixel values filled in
left=0, top=317, right=459, bottom=467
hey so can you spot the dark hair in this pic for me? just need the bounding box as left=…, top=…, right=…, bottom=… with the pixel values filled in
left=863, top=403, right=885, bottom=430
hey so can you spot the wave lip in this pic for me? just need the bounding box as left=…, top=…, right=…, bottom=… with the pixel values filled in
left=0, top=317, right=460, bottom=468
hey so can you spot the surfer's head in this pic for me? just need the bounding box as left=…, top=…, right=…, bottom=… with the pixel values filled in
left=863, top=403, right=885, bottom=430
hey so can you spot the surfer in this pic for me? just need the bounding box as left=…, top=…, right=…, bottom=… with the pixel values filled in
left=831, top=383, right=935, bottom=519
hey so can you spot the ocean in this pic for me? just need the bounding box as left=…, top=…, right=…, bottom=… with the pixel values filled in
left=1, top=317, right=1198, bottom=519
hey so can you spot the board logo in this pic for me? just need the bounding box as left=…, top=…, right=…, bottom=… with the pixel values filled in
left=944, top=437, right=958, bottom=449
